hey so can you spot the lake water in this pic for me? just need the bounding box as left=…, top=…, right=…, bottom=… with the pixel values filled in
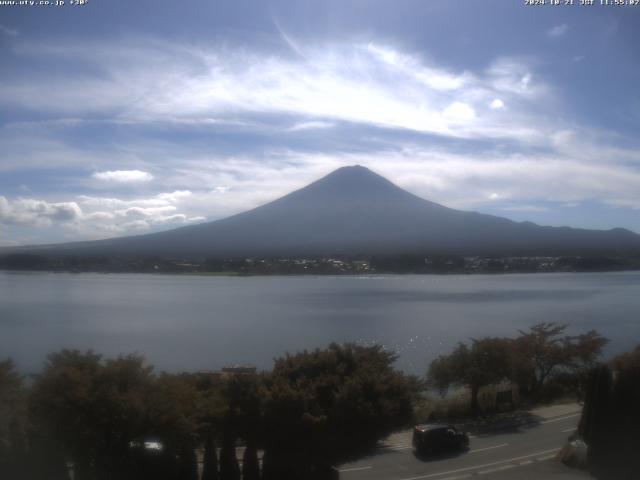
left=1, top=271, right=639, bottom=375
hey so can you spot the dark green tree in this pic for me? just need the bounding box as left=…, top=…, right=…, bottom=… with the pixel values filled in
left=177, top=439, right=199, bottom=480
left=263, top=343, right=416, bottom=475
left=27, top=430, right=70, bottom=480
left=146, top=373, right=201, bottom=454
left=201, top=432, right=219, bottom=480
left=221, top=374, right=262, bottom=440
left=241, top=439, right=260, bottom=480
left=30, top=350, right=201, bottom=479
left=0, top=359, right=30, bottom=480
left=29, top=350, right=103, bottom=480
left=611, top=344, right=640, bottom=370
left=92, top=354, right=156, bottom=477
left=578, top=345, right=640, bottom=478
left=428, top=337, right=511, bottom=416
left=219, top=432, right=240, bottom=480
left=216, top=373, right=261, bottom=480
left=512, top=323, right=608, bottom=400
left=260, top=449, right=279, bottom=480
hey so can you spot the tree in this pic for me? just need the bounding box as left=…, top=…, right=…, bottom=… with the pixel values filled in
left=214, top=373, right=261, bottom=480
left=219, top=432, right=240, bottom=480
left=91, top=354, right=156, bottom=477
left=428, top=338, right=511, bottom=416
left=177, top=438, right=199, bottom=480
left=146, top=373, right=201, bottom=454
left=220, top=373, right=262, bottom=448
left=30, top=350, right=201, bottom=479
left=27, top=430, right=70, bottom=480
left=241, top=440, right=260, bottom=480
left=263, top=343, right=416, bottom=476
left=29, top=350, right=103, bottom=480
left=512, top=323, right=608, bottom=400
left=578, top=345, right=640, bottom=478
left=0, top=359, right=29, bottom=480
left=610, top=344, right=640, bottom=371
left=201, top=432, right=219, bottom=480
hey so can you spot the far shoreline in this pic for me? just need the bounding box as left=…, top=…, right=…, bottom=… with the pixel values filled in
left=2, top=251, right=640, bottom=277
left=1, top=266, right=639, bottom=278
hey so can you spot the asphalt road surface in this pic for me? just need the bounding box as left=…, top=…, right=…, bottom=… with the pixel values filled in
left=336, top=412, right=586, bottom=480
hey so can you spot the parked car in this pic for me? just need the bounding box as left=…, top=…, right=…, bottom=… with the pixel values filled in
left=412, top=424, right=469, bottom=454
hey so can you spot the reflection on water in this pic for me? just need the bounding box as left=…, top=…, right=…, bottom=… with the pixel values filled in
left=304, top=288, right=600, bottom=304
left=1, top=271, right=639, bottom=374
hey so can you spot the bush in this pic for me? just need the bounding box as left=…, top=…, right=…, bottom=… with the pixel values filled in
left=578, top=346, right=640, bottom=478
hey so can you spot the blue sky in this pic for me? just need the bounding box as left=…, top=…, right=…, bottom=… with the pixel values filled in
left=0, top=0, right=639, bottom=245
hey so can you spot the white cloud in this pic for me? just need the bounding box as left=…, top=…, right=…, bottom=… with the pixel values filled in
left=84, top=211, right=115, bottom=221
left=489, top=98, right=504, bottom=110
left=373, top=152, right=640, bottom=212
left=119, top=220, right=151, bottom=232
left=118, top=206, right=177, bottom=219
left=1, top=39, right=553, bottom=143
left=93, top=170, right=154, bottom=183
left=500, top=205, right=549, bottom=212
left=0, top=188, right=204, bottom=242
left=70, top=190, right=202, bottom=238
left=157, top=190, right=193, bottom=202
left=365, top=44, right=472, bottom=91
left=0, top=196, right=82, bottom=226
left=442, top=102, right=476, bottom=122
left=78, top=190, right=192, bottom=209
left=289, top=121, right=335, bottom=131
left=486, top=58, right=542, bottom=98
left=547, top=24, right=568, bottom=38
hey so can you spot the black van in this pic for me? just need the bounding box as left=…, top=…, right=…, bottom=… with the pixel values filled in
left=412, top=424, right=469, bottom=454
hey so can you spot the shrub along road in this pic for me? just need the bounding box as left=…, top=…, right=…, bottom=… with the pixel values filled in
left=335, top=404, right=589, bottom=480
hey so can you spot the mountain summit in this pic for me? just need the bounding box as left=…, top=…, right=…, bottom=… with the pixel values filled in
left=10, top=165, right=640, bottom=257
left=290, top=164, right=412, bottom=199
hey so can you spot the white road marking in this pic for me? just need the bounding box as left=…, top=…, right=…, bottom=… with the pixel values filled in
left=477, top=464, right=514, bottom=475
left=399, top=447, right=561, bottom=480
left=420, top=453, right=559, bottom=480
left=537, top=454, right=558, bottom=461
left=384, top=441, right=509, bottom=453
left=336, top=465, right=372, bottom=473
left=540, top=413, right=580, bottom=424
left=469, top=443, right=509, bottom=454
left=562, top=427, right=577, bottom=433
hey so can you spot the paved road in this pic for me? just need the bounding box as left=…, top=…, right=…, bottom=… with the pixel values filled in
left=336, top=408, right=586, bottom=480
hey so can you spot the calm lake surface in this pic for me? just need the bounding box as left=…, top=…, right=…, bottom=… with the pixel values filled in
left=1, top=271, right=639, bottom=374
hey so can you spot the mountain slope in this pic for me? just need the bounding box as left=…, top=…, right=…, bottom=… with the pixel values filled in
left=8, top=165, right=640, bottom=257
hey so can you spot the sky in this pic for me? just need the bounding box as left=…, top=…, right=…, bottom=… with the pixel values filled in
left=0, top=0, right=639, bottom=246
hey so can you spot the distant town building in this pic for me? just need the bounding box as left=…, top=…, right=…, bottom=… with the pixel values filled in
left=195, top=365, right=258, bottom=384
